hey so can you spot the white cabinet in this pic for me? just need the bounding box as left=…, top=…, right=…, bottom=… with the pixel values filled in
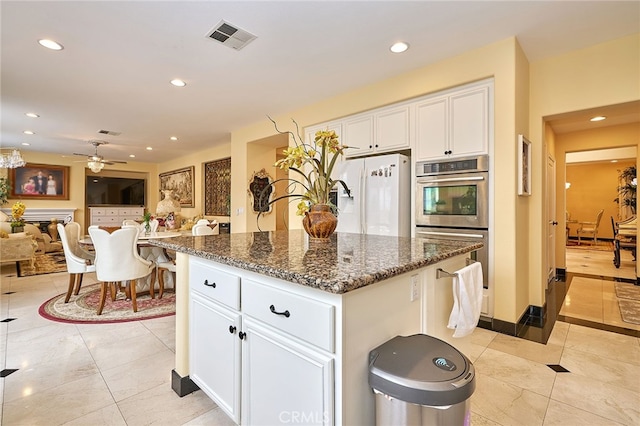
left=190, top=294, right=242, bottom=423
left=342, top=106, right=410, bottom=158
left=89, top=206, right=144, bottom=226
left=376, top=106, right=410, bottom=153
left=342, top=114, right=374, bottom=155
left=416, top=84, right=490, bottom=161
left=241, top=317, right=334, bottom=425
left=189, top=258, right=335, bottom=425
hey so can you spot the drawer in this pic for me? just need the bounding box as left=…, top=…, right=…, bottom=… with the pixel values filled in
left=92, top=216, right=119, bottom=224
left=91, top=208, right=106, bottom=216
left=119, top=208, right=143, bottom=217
left=243, top=279, right=335, bottom=352
left=105, top=208, right=120, bottom=216
left=190, top=258, right=240, bottom=310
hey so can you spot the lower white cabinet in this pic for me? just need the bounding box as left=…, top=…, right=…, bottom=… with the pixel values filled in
left=190, top=293, right=242, bottom=423
left=189, top=258, right=335, bottom=425
left=241, top=317, right=334, bottom=425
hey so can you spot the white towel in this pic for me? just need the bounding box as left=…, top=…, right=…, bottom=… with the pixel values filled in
left=447, top=262, right=483, bottom=338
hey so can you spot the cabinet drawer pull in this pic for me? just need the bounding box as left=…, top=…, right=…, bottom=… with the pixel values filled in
left=229, top=325, right=236, bottom=334
left=203, top=279, right=216, bottom=288
left=238, top=331, right=246, bottom=340
left=269, top=304, right=291, bottom=318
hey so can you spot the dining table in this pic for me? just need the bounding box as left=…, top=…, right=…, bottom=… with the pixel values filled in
left=79, top=230, right=183, bottom=295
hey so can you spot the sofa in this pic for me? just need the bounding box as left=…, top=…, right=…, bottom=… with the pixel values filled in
left=0, top=232, right=38, bottom=268
left=0, top=211, right=63, bottom=254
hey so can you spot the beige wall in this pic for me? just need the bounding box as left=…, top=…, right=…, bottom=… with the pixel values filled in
left=555, top=122, right=640, bottom=269
left=158, top=143, right=232, bottom=224
left=531, top=33, right=640, bottom=307
left=566, top=160, right=634, bottom=241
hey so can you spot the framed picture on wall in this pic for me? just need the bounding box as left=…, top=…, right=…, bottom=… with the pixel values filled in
left=518, top=134, right=532, bottom=196
left=159, top=166, right=194, bottom=207
left=9, top=163, right=70, bottom=200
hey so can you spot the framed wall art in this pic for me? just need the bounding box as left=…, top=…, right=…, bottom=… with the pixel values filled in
left=247, top=168, right=274, bottom=214
left=159, top=166, right=194, bottom=207
left=9, top=163, right=70, bottom=200
left=518, top=134, right=532, bottom=196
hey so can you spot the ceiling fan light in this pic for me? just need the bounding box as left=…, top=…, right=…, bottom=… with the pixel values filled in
left=88, top=160, right=104, bottom=173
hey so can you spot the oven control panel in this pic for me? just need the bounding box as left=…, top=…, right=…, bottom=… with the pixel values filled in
left=417, top=155, right=489, bottom=176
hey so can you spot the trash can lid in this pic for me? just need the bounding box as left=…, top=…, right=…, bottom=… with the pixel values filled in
left=369, top=334, right=475, bottom=406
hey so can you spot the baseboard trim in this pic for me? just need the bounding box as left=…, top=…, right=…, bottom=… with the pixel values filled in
left=171, top=369, right=200, bottom=397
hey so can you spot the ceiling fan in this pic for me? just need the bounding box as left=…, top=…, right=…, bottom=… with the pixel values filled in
left=73, top=140, right=127, bottom=172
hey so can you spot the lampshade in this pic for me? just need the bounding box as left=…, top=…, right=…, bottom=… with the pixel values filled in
left=0, top=149, right=26, bottom=168
left=88, top=160, right=105, bottom=173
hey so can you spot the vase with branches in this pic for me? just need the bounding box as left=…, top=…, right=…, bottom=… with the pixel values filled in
left=258, top=117, right=352, bottom=238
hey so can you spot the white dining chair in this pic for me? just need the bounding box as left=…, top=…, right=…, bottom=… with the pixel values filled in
left=192, top=223, right=216, bottom=235
left=88, top=225, right=156, bottom=315
left=156, top=258, right=176, bottom=299
left=122, top=219, right=139, bottom=227
left=57, top=222, right=96, bottom=303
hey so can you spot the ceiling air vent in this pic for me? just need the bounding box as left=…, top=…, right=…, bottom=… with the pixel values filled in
left=98, top=129, right=121, bottom=136
left=206, top=20, right=257, bottom=50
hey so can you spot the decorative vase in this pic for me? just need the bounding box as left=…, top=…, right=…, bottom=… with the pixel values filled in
left=11, top=225, right=24, bottom=233
left=48, top=218, right=59, bottom=242
left=144, top=221, right=151, bottom=234
left=302, top=204, right=338, bottom=240
left=156, top=189, right=181, bottom=217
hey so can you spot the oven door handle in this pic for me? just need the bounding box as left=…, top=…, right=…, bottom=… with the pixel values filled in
left=416, top=230, right=485, bottom=239
left=417, top=176, right=485, bottom=184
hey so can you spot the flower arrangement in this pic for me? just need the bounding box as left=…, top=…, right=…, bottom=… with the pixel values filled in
left=11, top=201, right=26, bottom=228
left=263, top=117, right=351, bottom=216
left=0, top=177, right=11, bottom=206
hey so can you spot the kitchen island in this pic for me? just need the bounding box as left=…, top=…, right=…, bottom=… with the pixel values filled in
left=151, top=230, right=482, bottom=426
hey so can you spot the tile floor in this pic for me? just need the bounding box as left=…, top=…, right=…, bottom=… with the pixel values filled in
left=2, top=263, right=640, bottom=425
left=564, top=244, right=640, bottom=333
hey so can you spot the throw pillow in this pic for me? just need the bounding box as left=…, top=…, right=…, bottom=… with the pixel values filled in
left=0, top=211, right=8, bottom=222
left=7, top=232, right=27, bottom=239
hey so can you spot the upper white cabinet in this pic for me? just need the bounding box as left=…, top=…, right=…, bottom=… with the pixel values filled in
left=342, top=106, right=410, bottom=158
left=416, top=84, right=490, bottom=161
left=342, top=114, right=374, bottom=155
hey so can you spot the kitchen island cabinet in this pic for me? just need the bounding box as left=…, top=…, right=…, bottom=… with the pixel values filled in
left=151, top=230, right=482, bottom=425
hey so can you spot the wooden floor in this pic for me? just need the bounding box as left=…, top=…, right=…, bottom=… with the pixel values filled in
left=563, top=242, right=640, bottom=332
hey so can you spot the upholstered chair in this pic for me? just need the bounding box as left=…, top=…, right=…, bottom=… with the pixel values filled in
left=192, top=223, right=216, bottom=236
left=88, top=225, right=156, bottom=315
left=577, top=209, right=604, bottom=245
left=58, top=222, right=96, bottom=303
left=156, top=258, right=176, bottom=299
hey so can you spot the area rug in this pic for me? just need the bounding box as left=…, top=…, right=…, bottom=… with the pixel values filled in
left=566, top=241, right=613, bottom=252
left=39, top=283, right=175, bottom=324
left=17, top=251, right=67, bottom=277
left=617, top=299, right=640, bottom=325
left=615, top=282, right=640, bottom=300
left=614, top=282, right=640, bottom=325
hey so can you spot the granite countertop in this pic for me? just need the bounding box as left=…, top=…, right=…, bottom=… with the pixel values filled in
left=149, top=230, right=482, bottom=294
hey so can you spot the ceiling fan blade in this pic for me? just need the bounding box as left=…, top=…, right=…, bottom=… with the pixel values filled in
left=103, top=160, right=128, bottom=164
left=72, top=152, right=90, bottom=157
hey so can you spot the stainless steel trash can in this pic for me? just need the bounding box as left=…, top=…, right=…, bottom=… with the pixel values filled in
left=369, top=334, right=475, bottom=426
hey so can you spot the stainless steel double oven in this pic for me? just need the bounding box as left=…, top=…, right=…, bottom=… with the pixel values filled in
left=415, top=155, right=490, bottom=307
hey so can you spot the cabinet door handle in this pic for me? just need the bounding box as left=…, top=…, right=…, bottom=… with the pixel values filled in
left=270, top=304, right=291, bottom=318
left=229, top=325, right=236, bottom=334
left=203, top=279, right=216, bottom=288
left=238, top=331, right=246, bottom=340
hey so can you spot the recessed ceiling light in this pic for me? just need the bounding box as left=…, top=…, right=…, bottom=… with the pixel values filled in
left=146, top=147, right=153, bottom=151
left=170, top=79, right=186, bottom=87
left=38, top=39, right=64, bottom=50
left=23, top=130, right=35, bottom=135
left=590, top=116, right=606, bottom=122
left=21, top=142, right=30, bottom=146
left=611, top=160, right=618, bottom=163
left=25, top=112, right=40, bottom=118
left=129, top=154, right=136, bottom=158
left=170, top=136, right=178, bottom=141
left=390, top=42, right=409, bottom=53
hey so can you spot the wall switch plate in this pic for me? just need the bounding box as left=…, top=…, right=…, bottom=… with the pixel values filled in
left=410, top=275, right=420, bottom=301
